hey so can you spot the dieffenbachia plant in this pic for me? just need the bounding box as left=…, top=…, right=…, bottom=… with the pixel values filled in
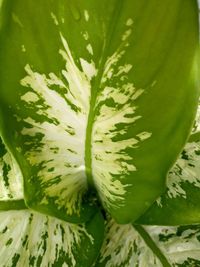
left=0, top=0, right=199, bottom=266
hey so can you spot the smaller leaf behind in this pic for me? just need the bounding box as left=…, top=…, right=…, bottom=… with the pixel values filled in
left=137, top=102, right=200, bottom=225
left=95, top=217, right=200, bottom=267
left=0, top=209, right=104, bottom=267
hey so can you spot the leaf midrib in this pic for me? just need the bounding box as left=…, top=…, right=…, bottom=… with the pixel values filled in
left=134, top=224, right=172, bottom=267
left=84, top=0, right=124, bottom=189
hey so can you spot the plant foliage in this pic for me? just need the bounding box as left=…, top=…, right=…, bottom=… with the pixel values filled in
left=0, top=0, right=199, bottom=266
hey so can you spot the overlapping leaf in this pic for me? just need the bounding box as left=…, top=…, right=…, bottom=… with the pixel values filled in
left=0, top=2, right=199, bottom=266
left=0, top=209, right=104, bottom=267
left=137, top=102, right=200, bottom=225
left=0, top=137, right=104, bottom=267
left=0, top=1, right=199, bottom=224
left=95, top=217, right=200, bottom=267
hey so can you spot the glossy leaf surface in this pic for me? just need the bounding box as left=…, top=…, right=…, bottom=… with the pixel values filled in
left=0, top=0, right=199, bottom=223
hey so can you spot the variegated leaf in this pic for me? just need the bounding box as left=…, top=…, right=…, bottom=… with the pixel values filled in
left=0, top=135, right=104, bottom=266
left=0, top=138, right=23, bottom=201
left=0, top=107, right=104, bottom=266
left=0, top=137, right=26, bottom=210
left=0, top=0, right=199, bottom=223
left=0, top=209, right=104, bottom=267
left=137, top=102, right=200, bottom=225
left=95, top=218, right=200, bottom=267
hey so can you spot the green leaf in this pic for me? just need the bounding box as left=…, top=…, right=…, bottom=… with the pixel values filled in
left=0, top=0, right=199, bottom=223
left=95, top=218, right=200, bottom=267
left=137, top=102, right=200, bottom=225
left=0, top=209, right=104, bottom=267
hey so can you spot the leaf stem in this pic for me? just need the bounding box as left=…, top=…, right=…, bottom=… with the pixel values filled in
left=0, top=199, right=27, bottom=210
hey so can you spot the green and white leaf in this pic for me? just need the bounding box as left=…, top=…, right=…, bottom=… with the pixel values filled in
left=0, top=0, right=199, bottom=223
left=95, top=218, right=200, bottom=267
left=0, top=133, right=104, bottom=267
left=0, top=209, right=104, bottom=267
left=0, top=124, right=104, bottom=266
left=0, top=137, right=24, bottom=207
left=137, top=102, right=200, bottom=225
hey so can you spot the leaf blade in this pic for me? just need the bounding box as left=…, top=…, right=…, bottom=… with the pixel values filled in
left=137, top=102, right=200, bottom=225
left=0, top=209, right=104, bottom=267
left=0, top=0, right=199, bottom=223
left=95, top=218, right=200, bottom=267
